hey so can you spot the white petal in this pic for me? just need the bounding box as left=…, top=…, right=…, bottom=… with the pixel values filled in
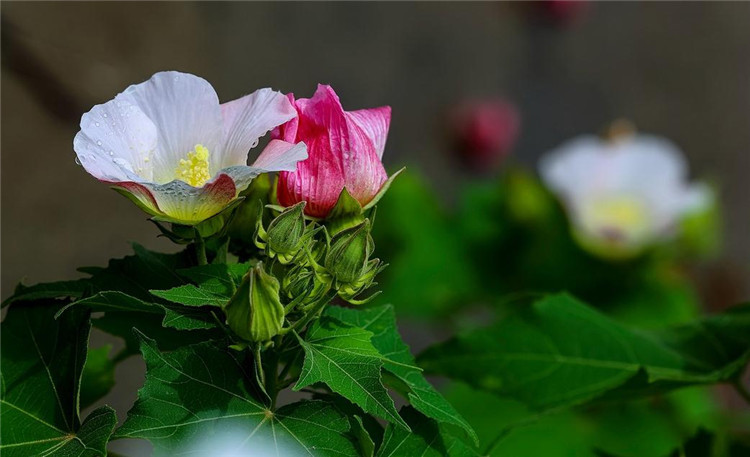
left=252, top=140, right=308, bottom=172
left=74, top=95, right=158, bottom=182
left=215, top=141, right=307, bottom=195
left=124, top=71, right=223, bottom=183
left=218, top=88, right=297, bottom=171
left=539, top=135, right=603, bottom=200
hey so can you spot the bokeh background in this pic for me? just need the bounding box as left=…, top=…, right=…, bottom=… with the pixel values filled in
left=2, top=2, right=750, bottom=455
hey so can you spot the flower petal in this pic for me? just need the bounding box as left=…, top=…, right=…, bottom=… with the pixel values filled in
left=74, top=96, right=158, bottom=182
left=143, top=174, right=237, bottom=225
left=218, top=89, right=297, bottom=171
left=346, top=106, right=391, bottom=160
left=124, top=71, right=223, bottom=183
left=272, top=93, right=300, bottom=143
left=109, top=181, right=163, bottom=217
left=252, top=140, right=308, bottom=172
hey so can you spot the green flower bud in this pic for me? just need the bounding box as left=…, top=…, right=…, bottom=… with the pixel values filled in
left=267, top=202, right=306, bottom=254
left=283, top=265, right=315, bottom=300
left=325, top=220, right=373, bottom=285
left=228, top=173, right=272, bottom=244
left=224, top=262, right=284, bottom=342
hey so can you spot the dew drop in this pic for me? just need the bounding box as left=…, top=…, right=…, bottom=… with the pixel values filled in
left=97, top=140, right=102, bottom=146
left=251, top=139, right=259, bottom=148
left=74, top=157, right=81, bottom=165
left=103, top=113, right=108, bottom=118
left=95, top=122, right=100, bottom=127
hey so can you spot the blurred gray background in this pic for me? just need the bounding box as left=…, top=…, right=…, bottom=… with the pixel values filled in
left=2, top=2, right=750, bottom=453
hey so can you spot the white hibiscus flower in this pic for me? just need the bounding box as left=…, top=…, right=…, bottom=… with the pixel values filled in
left=540, top=133, right=709, bottom=258
left=74, top=71, right=307, bottom=225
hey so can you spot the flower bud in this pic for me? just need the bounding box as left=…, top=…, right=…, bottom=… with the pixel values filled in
left=450, top=99, right=520, bottom=173
left=267, top=202, right=306, bottom=254
left=224, top=263, right=284, bottom=342
left=227, top=173, right=273, bottom=245
left=274, top=85, right=393, bottom=218
left=325, top=220, right=373, bottom=285
left=283, top=264, right=316, bottom=300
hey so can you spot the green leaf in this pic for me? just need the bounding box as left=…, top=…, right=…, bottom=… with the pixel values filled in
left=419, top=294, right=750, bottom=412
left=326, top=305, right=477, bottom=444
left=80, top=345, right=116, bottom=410
left=2, top=279, right=90, bottom=307
left=294, top=316, right=409, bottom=430
left=57, top=291, right=162, bottom=316
left=1, top=302, right=117, bottom=456
left=376, top=407, right=479, bottom=457
left=151, top=284, right=227, bottom=307
left=177, top=262, right=251, bottom=296
left=352, top=415, right=376, bottom=457
left=160, top=305, right=219, bottom=330
left=4, top=244, right=191, bottom=307
left=116, top=333, right=359, bottom=456
left=93, top=312, right=223, bottom=357
left=61, top=290, right=220, bottom=332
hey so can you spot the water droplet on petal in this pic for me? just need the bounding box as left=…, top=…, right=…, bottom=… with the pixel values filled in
left=95, top=122, right=100, bottom=127
left=97, top=141, right=102, bottom=146
left=74, top=157, right=81, bottom=165
left=251, top=139, right=259, bottom=148
left=103, top=113, right=108, bottom=118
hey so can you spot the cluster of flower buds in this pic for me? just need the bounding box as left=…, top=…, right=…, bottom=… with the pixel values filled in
left=225, top=196, right=385, bottom=344
left=221, top=85, right=395, bottom=344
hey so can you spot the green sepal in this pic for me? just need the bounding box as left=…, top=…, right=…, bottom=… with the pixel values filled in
left=363, top=167, right=405, bottom=211
left=326, top=187, right=365, bottom=236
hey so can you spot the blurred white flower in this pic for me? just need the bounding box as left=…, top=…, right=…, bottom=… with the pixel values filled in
left=539, top=133, right=709, bottom=258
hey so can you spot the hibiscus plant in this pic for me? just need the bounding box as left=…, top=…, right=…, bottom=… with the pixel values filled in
left=2, top=72, right=749, bottom=457
left=1, top=72, right=471, bottom=457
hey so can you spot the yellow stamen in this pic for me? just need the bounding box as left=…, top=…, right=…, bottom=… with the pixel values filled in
left=582, top=196, right=648, bottom=242
left=175, top=144, right=211, bottom=187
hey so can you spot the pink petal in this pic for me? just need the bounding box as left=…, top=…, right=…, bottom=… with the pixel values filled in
left=276, top=85, right=389, bottom=217
left=346, top=106, right=391, bottom=160
left=271, top=93, right=300, bottom=143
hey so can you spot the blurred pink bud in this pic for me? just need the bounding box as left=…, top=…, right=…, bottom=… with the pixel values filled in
left=533, top=0, right=589, bottom=26
left=450, top=99, right=520, bottom=172
left=274, top=85, right=391, bottom=218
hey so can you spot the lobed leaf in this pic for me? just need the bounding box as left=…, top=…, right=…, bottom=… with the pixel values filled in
left=326, top=305, right=477, bottom=444
left=0, top=302, right=117, bottom=456
left=294, top=316, right=409, bottom=430
left=117, top=332, right=359, bottom=456
left=419, top=294, right=750, bottom=412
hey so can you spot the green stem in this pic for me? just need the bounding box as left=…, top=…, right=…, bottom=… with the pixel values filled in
left=732, top=378, right=750, bottom=405
left=214, top=236, right=230, bottom=264
left=284, top=290, right=336, bottom=336
left=265, top=350, right=279, bottom=410
left=254, top=345, right=266, bottom=389
left=194, top=229, right=208, bottom=265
